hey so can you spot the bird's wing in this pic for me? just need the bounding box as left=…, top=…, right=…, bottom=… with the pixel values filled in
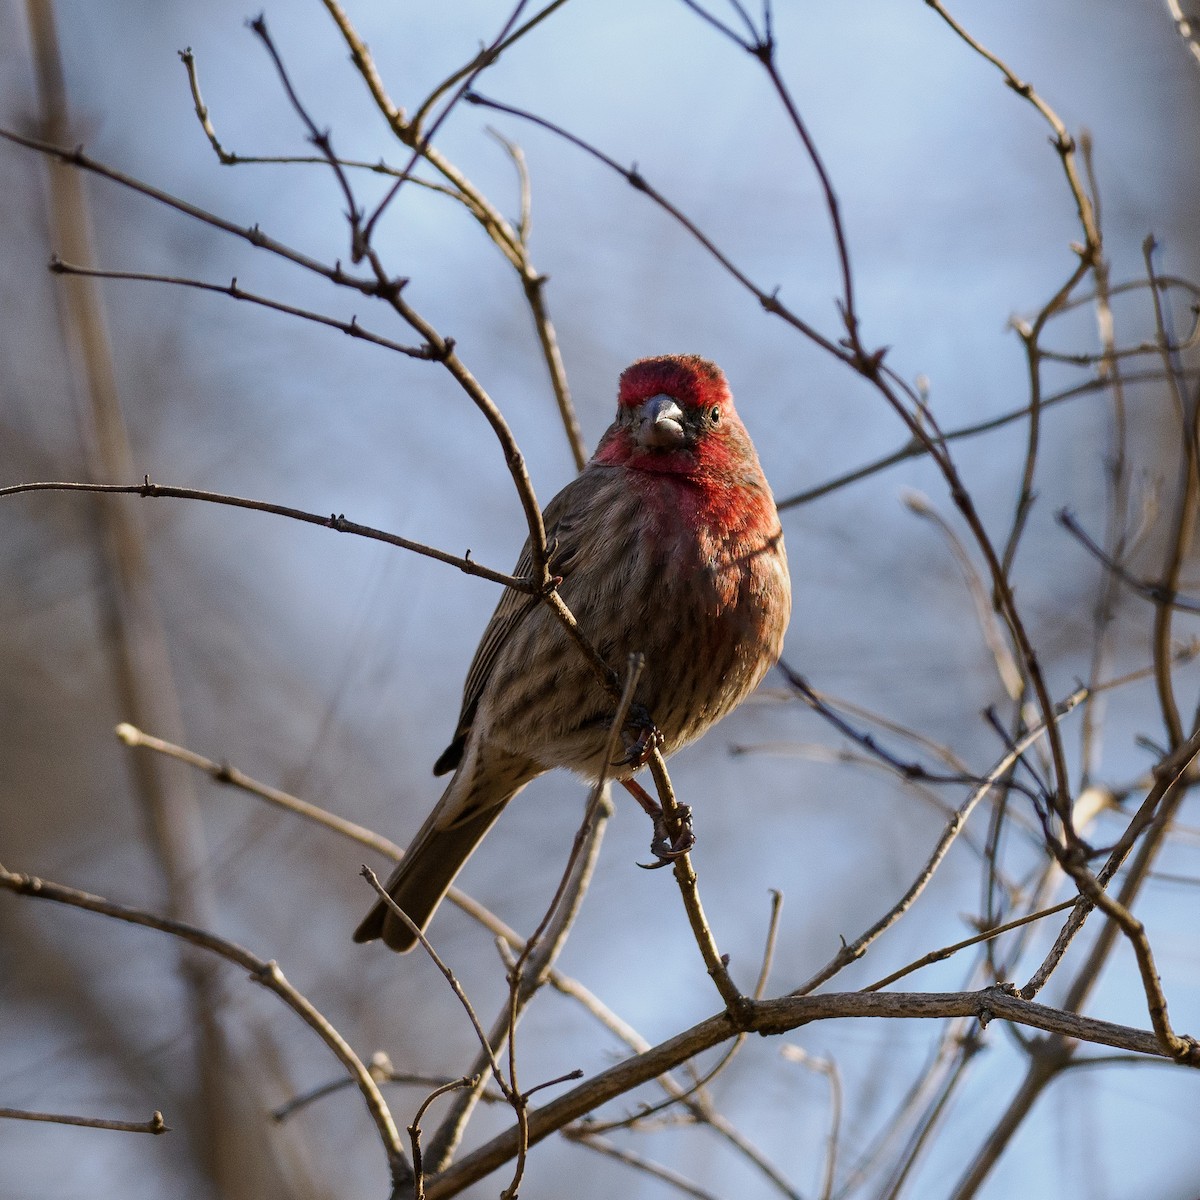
left=433, top=479, right=592, bottom=775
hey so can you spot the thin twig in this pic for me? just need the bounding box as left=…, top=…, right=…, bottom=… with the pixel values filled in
left=1023, top=723, right=1200, bottom=998
left=863, top=900, right=1075, bottom=992
left=793, top=688, right=1085, bottom=996
left=463, top=82, right=1076, bottom=829
left=0, top=1108, right=168, bottom=1135
left=409, top=1076, right=477, bottom=1200
left=1143, top=235, right=1200, bottom=749
left=1060, top=858, right=1198, bottom=1060
left=317, top=1, right=587, bottom=468
left=272, top=1060, right=508, bottom=1124
left=922, top=0, right=1099, bottom=248
left=19, top=4, right=229, bottom=1167
left=249, top=17, right=363, bottom=252
left=49, top=258, right=433, bottom=359
left=0, top=126, right=381, bottom=293
left=902, top=491, right=1023, bottom=699
left=779, top=662, right=1033, bottom=796
left=876, top=1024, right=984, bottom=1200
left=578, top=887, right=787, bottom=1139
left=360, top=866, right=508, bottom=1094
left=0, top=123, right=558, bottom=593
left=947, top=1037, right=1073, bottom=1200
left=776, top=367, right=1197, bottom=510
left=360, top=1, right=535, bottom=245
left=112, top=719, right=695, bottom=1119
left=566, top=1131, right=721, bottom=1200
left=465, top=89, right=844, bottom=358
left=426, top=779, right=617, bottom=1172
left=458, top=658, right=639, bottom=1192
left=116, top=723, right=407, bottom=857
left=832, top=1017, right=977, bottom=1200
left=1057, top=509, right=1200, bottom=614
left=1, top=479, right=527, bottom=588
left=410, top=0, right=570, bottom=135
left=779, top=1046, right=842, bottom=1200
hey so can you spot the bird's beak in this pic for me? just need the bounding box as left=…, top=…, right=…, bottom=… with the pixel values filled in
left=633, top=393, right=686, bottom=450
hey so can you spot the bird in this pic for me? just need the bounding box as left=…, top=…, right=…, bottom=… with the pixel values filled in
left=354, top=354, right=791, bottom=952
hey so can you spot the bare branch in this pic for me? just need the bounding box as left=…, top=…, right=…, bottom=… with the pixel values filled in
left=777, top=368, right=1197, bottom=510
left=644, top=745, right=747, bottom=1017
left=863, top=900, right=1075, bottom=992
left=48, top=257, right=434, bottom=359
left=464, top=81, right=1077, bottom=826
left=0, top=865, right=411, bottom=1190
left=113, top=721, right=674, bottom=1088
left=409, top=1076, right=478, bottom=1199
left=565, top=1131, right=721, bottom=1200
left=793, top=687, right=1085, bottom=996
left=360, top=866, right=509, bottom=1097
left=425, top=986, right=1199, bottom=1197
left=411, top=0, right=571, bottom=134
left=0, top=126, right=381, bottom=294
left=1058, top=509, right=1200, bottom=614
left=0, top=1108, right=168, bottom=1135
left=1023, top=722, right=1200, bottom=998
left=779, top=1045, right=842, bottom=1200
left=1, top=478, right=528, bottom=589
left=464, top=90, right=845, bottom=358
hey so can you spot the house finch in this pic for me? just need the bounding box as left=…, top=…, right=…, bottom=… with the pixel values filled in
left=354, top=354, right=790, bottom=952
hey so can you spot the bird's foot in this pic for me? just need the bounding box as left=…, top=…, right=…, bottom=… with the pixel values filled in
left=615, top=704, right=664, bottom=768
left=638, top=805, right=695, bottom=869
left=620, top=779, right=695, bottom=868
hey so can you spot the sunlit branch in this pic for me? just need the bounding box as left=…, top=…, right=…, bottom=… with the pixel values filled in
left=0, top=479, right=527, bottom=589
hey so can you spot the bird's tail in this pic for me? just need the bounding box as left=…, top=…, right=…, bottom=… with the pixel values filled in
left=353, top=771, right=527, bottom=952
left=353, top=804, right=505, bottom=952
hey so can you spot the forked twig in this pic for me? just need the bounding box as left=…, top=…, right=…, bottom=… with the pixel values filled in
left=424, top=986, right=1198, bottom=1197
left=793, top=688, right=1085, bottom=996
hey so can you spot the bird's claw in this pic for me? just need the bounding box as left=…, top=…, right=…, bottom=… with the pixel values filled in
left=637, top=805, right=695, bottom=869
left=616, top=704, right=665, bottom=768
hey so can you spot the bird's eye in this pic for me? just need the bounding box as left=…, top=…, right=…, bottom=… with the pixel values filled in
left=710, top=406, right=721, bottom=424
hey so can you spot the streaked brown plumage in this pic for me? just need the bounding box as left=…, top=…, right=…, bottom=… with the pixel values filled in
left=354, top=355, right=790, bottom=951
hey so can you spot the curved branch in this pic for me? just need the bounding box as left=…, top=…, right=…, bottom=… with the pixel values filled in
left=0, top=865, right=411, bottom=1191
